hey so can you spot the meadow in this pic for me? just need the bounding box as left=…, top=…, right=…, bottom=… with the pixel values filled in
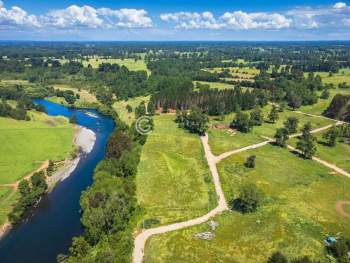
left=59, top=55, right=149, bottom=73
left=0, top=112, right=74, bottom=185
left=113, top=96, right=150, bottom=125
left=136, top=115, right=216, bottom=226
left=208, top=105, right=334, bottom=156
left=144, top=144, right=350, bottom=263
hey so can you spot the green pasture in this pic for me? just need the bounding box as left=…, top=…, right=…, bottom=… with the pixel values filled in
left=136, top=115, right=216, bottom=226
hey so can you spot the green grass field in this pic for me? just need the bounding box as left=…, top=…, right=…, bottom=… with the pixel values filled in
left=289, top=131, right=350, bottom=173
left=145, top=145, right=350, bottom=263
left=0, top=188, right=19, bottom=225
left=311, top=68, right=350, bottom=85
left=299, top=88, right=350, bottom=115
left=59, top=56, right=149, bottom=73
left=0, top=112, right=74, bottom=184
left=113, top=96, right=150, bottom=125
left=136, top=115, right=216, bottom=226
left=194, top=81, right=235, bottom=90
left=208, top=105, right=334, bottom=156
left=51, top=84, right=100, bottom=108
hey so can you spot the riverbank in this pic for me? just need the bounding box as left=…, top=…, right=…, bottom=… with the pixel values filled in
left=0, top=125, right=96, bottom=240
left=47, top=125, right=96, bottom=190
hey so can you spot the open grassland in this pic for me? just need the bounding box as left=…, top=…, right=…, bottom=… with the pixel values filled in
left=0, top=188, right=19, bottom=225
left=289, top=131, right=350, bottom=173
left=145, top=145, right=350, bottom=263
left=194, top=81, right=235, bottom=90
left=59, top=55, right=149, bottom=73
left=113, top=96, right=150, bottom=125
left=0, top=112, right=74, bottom=185
left=52, top=84, right=100, bottom=108
left=299, top=87, right=350, bottom=115
left=0, top=79, right=29, bottom=85
left=312, top=68, right=350, bottom=85
left=208, top=105, right=334, bottom=156
left=136, top=115, right=216, bottom=226
left=205, top=66, right=259, bottom=82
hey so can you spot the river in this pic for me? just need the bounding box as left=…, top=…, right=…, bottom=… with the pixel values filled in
left=0, top=99, right=115, bottom=263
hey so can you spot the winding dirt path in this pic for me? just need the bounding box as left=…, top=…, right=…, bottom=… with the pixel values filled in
left=132, top=134, right=229, bottom=263
left=132, top=119, right=348, bottom=263
left=336, top=201, right=350, bottom=219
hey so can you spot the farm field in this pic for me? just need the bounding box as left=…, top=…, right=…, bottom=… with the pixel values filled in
left=311, top=68, right=350, bottom=85
left=194, top=81, right=235, bottom=90
left=59, top=56, right=149, bottom=73
left=144, top=144, right=350, bottom=263
left=0, top=112, right=74, bottom=185
left=136, top=115, right=216, bottom=226
left=208, top=105, right=334, bottom=156
left=113, top=96, right=150, bottom=125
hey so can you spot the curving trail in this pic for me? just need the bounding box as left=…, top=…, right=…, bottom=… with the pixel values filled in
left=336, top=201, right=350, bottom=219
left=132, top=119, right=348, bottom=263
left=132, top=134, right=228, bottom=263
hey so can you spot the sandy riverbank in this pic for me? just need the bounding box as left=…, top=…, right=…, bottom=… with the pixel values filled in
left=0, top=126, right=96, bottom=239
left=47, top=125, right=96, bottom=190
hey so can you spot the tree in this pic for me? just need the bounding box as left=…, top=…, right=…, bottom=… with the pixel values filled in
left=31, top=171, right=48, bottom=191
left=135, top=102, right=146, bottom=118
left=18, top=179, right=30, bottom=196
left=297, top=122, right=317, bottom=159
left=250, top=107, right=264, bottom=126
left=267, top=252, right=288, bottom=263
left=268, top=105, right=279, bottom=123
left=279, top=102, right=287, bottom=112
left=291, top=256, right=313, bottom=263
left=245, top=155, right=256, bottom=168
left=321, top=89, right=330, bottom=99
left=231, top=111, right=253, bottom=133
left=147, top=100, right=156, bottom=116
left=106, top=130, right=132, bottom=159
left=288, top=93, right=302, bottom=110
left=322, top=126, right=339, bottom=147
left=69, top=114, right=77, bottom=124
left=126, top=105, right=132, bottom=113
left=274, top=128, right=289, bottom=147
left=232, top=184, right=263, bottom=213
left=47, top=160, right=55, bottom=176
left=284, top=117, right=299, bottom=134
left=179, top=108, right=209, bottom=135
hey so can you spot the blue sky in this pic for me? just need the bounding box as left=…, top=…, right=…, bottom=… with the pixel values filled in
left=1, top=0, right=350, bottom=40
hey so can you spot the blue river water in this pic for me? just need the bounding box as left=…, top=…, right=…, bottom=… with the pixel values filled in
left=0, top=99, right=115, bottom=263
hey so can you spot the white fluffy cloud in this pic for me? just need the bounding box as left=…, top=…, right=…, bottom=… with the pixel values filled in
left=98, top=8, right=153, bottom=28
left=0, top=1, right=153, bottom=29
left=160, top=12, right=224, bottom=29
left=161, top=2, right=350, bottom=30
left=0, top=0, right=40, bottom=28
left=44, top=5, right=102, bottom=28
left=221, top=11, right=291, bottom=29
left=161, top=10, right=292, bottom=30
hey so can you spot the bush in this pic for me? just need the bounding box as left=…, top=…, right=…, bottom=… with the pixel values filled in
left=232, top=183, right=263, bottom=213
left=245, top=155, right=256, bottom=168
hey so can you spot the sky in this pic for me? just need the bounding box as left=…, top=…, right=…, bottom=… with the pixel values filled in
left=1, top=0, right=350, bottom=41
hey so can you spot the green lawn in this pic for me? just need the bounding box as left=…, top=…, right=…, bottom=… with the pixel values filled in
left=208, top=105, right=334, bottom=156
left=311, top=68, right=350, bottom=85
left=136, top=115, right=216, bottom=226
left=145, top=145, right=350, bottom=263
left=0, top=112, right=74, bottom=184
left=113, top=96, right=150, bottom=125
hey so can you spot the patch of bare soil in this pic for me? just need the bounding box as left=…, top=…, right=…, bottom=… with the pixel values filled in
left=336, top=201, right=350, bottom=219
